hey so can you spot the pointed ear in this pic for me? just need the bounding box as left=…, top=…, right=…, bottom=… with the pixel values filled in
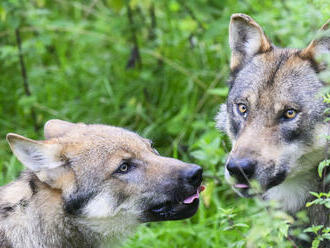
left=300, top=20, right=330, bottom=71
left=229, top=13, right=272, bottom=71
left=6, top=133, right=63, bottom=171
left=44, top=119, right=76, bottom=139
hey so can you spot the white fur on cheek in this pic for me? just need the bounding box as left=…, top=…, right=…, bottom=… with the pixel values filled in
left=83, top=193, right=114, bottom=218
left=263, top=173, right=317, bottom=214
left=79, top=192, right=140, bottom=239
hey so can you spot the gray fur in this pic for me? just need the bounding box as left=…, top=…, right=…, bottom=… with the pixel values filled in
left=216, top=13, right=329, bottom=247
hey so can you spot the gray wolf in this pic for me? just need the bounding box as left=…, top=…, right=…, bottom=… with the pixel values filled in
left=0, top=120, right=204, bottom=248
left=216, top=13, right=329, bottom=244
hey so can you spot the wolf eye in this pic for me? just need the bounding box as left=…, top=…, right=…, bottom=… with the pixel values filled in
left=283, top=109, right=297, bottom=120
left=237, top=104, right=248, bottom=116
left=115, top=162, right=134, bottom=174
left=119, top=163, right=128, bottom=172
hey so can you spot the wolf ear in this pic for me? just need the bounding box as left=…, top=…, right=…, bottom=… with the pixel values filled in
left=6, top=133, right=63, bottom=171
left=44, top=119, right=75, bottom=139
left=7, top=134, right=75, bottom=191
left=300, top=20, right=330, bottom=71
left=229, top=13, right=272, bottom=71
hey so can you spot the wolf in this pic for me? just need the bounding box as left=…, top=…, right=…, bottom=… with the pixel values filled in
left=216, top=13, right=329, bottom=245
left=0, top=119, right=204, bottom=248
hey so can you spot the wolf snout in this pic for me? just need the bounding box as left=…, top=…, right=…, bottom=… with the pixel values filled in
left=226, top=158, right=256, bottom=182
left=181, top=164, right=203, bottom=187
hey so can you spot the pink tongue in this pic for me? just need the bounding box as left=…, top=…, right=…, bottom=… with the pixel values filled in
left=183, top=192, right=199, bottom=204
left=183, top=185, right=205, bottom=204
left=234, top=183, right=249, bottom=189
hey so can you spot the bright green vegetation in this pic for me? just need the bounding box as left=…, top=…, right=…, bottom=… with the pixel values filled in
left=0, top=0, right=329, bottom=247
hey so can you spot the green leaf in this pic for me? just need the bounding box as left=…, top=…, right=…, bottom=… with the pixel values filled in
left=0, top=5, right=6, bottom=21
left=318, top=160, right=330, bottom=178
left=207, top=88, right=229, bottom=96
left=304, top=225, right=324, bottom=234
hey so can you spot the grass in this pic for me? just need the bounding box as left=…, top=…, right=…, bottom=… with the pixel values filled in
left=0, top=0, right=329, bottom=247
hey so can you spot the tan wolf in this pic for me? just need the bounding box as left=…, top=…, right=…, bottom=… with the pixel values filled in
left=0, top=120, right=204, bottom=248
left=216, top=13, right=329, bottom=246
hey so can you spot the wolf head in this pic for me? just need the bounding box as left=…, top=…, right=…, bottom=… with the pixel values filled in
left=6, top=120, right=203, bottom=232
left=216, top=14, right=329, bottom=213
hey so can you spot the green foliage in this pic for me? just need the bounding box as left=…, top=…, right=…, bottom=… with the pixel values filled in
left=304, top=226, right=330, bottom=248
left=318, top=160, right=330, bottom=178
left=304, top=52, right=330, bottom=248
left=306, top=192, right=330, bottom=208
left=0, top=0, right=328, bottom=247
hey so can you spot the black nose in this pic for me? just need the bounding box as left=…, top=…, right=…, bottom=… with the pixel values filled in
left=183, top=165, right=203, bottom=187
left=226, top=158, right=255, bottom=180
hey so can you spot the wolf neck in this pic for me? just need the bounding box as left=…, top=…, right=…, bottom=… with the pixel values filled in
left=264, top=169, right=320, bottom=214
left=0, top=171, right=128, bottom=248
left=264, top=142, right=327, bottom=214
left=76, top=214, right=138, bottom=246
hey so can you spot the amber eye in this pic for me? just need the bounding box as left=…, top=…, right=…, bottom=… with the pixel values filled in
left=237, top=103, right=248, bottom=115
left=284, top=109, right=297, bottom=119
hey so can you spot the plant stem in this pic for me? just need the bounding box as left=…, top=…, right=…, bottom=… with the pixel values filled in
left=126, top=2, right=142, bottom=69
left=15, top=28, right=39, bottom=131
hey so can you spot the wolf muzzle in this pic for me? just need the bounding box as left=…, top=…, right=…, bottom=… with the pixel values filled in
left=141, top=164, right=204, bottom=222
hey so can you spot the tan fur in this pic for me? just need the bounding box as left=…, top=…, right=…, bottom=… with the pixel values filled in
left=0, top=120, right=203, bottom=248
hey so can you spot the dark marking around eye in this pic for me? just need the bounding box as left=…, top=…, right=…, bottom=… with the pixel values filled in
left=229, top=118, right=240, bottom=137
left=281, top=127, right=302, bottom=143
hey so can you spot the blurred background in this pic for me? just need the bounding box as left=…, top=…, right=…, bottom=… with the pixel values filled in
left=0, top=0, right=328, bottom=247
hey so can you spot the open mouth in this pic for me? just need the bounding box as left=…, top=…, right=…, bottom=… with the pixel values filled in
left=143, top=185, right=205, bottom=222
left=232, top=183, right=252, bottom=197
left=231, top=170, right=287, bottom=197
left=234, top=183, right=249, bottom=189
left=182, top=185, right=205, bottom=204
